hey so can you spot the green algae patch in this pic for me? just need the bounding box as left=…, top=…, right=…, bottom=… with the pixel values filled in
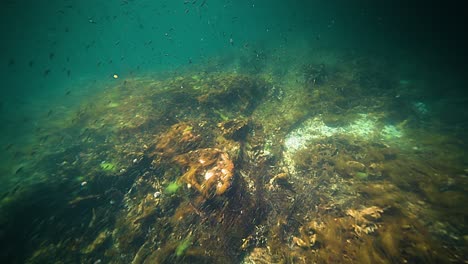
left=355, top=172, right=369, bottom=180
left=76, top=175, right=86, bottom=182
left=165, top=182, right=181, bottom=194
left=175, top=237, right=192, bottom=257
left=100, top=162, right=117, bottom=172
left=107, top=102, right=120, bottom=108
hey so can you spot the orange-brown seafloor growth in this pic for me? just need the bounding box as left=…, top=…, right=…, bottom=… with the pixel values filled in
left=174, top=148, right=234, bottom=198
left=151, top=122, right=201, bottom=157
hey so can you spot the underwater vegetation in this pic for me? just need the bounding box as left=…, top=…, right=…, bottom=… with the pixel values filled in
left=0, top=51, right=467, bottom=264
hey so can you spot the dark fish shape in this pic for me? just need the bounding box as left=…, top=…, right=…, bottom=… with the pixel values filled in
left=11, top=184, right=21, bottom=194
left=43, top=69, right=51, bottom=76
left=4, top=143, right=13, bottom=151
left=40, top=135, right=50, bottom=143
left=15, top=166, right=24, bottom=174
left=65, top=90, right=71, bottom=95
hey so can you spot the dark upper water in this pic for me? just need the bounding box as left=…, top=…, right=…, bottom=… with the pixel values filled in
left=1, top=1, right=467, bottom=263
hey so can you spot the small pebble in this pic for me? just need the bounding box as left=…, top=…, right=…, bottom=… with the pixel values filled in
left=153, top=191, right=162, bottom=198
left=81, top=181, right=88, bottom=186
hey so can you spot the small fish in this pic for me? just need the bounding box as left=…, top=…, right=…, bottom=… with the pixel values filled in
left=65, top=90, right=71, bottom=95
left=12, top=184, right=21, bottom=193
left=28, top=60, right=34, bottom=67
left=40, top=134, right=50, bottom=143
left=67, top=69, right=71, bottom=77
left=47, top=109, right=53, bottom=116
left=43, top=69, right=51, bottom=76
left=200, top=0, right=207, bottom=7
left=15, top=166, right=24, bottom=175
left=8, top=58, right=14, bottom=66
left=49, top=52, right=55, bottom=60
left=4, top=143, right=13, bottom=151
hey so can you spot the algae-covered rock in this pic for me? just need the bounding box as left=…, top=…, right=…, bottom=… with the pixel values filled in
left=174, top=148, right=235, bottom=198
left=217, top=118, right=249, bottom=141
left=81, top=230, right=110, bottom=254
